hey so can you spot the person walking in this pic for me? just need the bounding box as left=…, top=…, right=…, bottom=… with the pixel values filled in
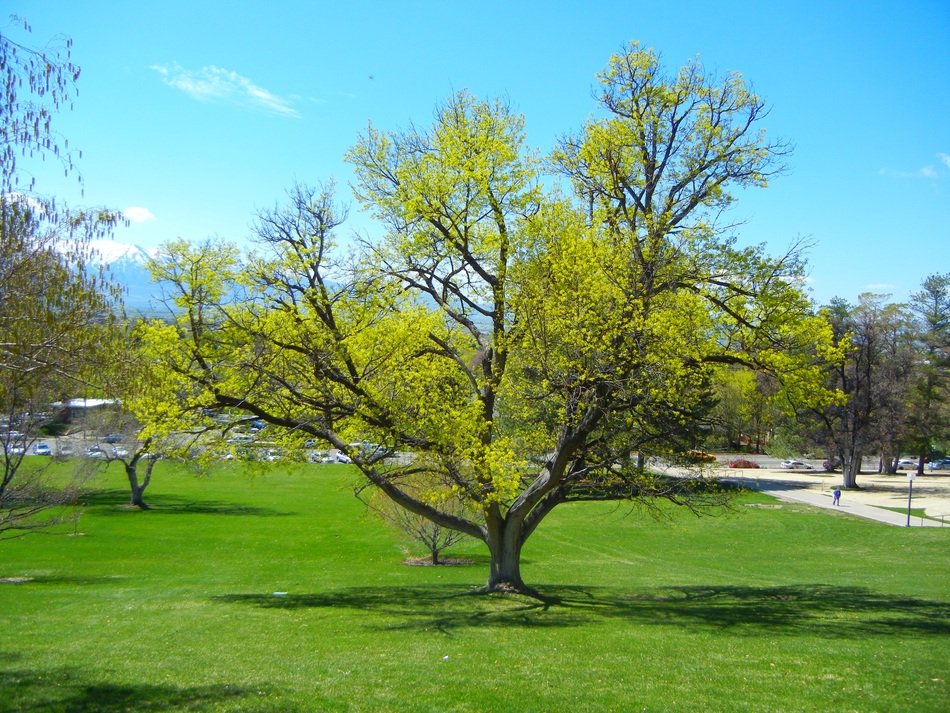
left=832, top=487, right=841, bottom=506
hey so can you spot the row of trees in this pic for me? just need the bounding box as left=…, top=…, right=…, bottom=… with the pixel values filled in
left=2, top=19, right=945, bottom=594
left=707, top=278, right=950, bottom=487
left=795, top=280, right=949, bottom=485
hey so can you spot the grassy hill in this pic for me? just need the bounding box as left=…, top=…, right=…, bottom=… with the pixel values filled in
left=2, top=460, right=948, bottom=712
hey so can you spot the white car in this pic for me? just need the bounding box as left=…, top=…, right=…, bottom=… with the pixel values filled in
left=780, top=460, right=813, bottom=470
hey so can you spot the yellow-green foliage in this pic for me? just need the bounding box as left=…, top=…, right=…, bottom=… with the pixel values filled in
left=141, top=46, right=840, bottom=570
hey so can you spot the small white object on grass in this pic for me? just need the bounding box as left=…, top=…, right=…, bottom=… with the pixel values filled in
left=273, top=592, right=288, bottom=596
left=442, top=656, right=449, bottom=662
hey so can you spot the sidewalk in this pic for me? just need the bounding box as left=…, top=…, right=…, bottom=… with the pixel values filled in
left=723, top=471, right=949, bottom=528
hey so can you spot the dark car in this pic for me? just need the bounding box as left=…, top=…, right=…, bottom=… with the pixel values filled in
left=103, top=433, right=123, bottom=444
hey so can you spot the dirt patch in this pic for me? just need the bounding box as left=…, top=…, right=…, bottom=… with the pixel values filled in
left=403, top=557, right=474, bottom=566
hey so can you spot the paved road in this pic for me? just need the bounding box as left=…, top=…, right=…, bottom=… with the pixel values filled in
left=725, top=473, right=948, bottom=528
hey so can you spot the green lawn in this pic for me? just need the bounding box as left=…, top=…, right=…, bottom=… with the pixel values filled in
left=2, top=460, right=948, bottom=712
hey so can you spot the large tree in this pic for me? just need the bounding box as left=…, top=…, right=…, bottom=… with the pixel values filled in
left=95, top=317, right=220, bottom=510
left=0, top=197, right=120, bottom=536
left=0, top=19, right=120, bottom=537
left=148, top=45, right=835, bottom=595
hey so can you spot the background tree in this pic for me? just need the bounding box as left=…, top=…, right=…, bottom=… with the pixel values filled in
left=870, top=303, right=915, bottom=473
left=903, top=273, right=950, bottom=466
left=0, top=198, right=119, bottom=535
left=709, top=367, right=778, bottom=453
left=80, top=403, right=162, bottom=511
left=800, top=294, right=914, bottom=485
left=95, top=316, right=230, bottom=510
left=0, top=19, right=121, bottom=536
left=365, top=476, right=473, bottom=565
left=148, top=46, right=837, bottom=596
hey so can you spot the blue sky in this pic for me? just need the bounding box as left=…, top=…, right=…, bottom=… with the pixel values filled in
left=9, top=0, right=949, bottom=305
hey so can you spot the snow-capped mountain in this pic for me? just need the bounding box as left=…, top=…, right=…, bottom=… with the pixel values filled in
left=83, top=239, right=161, bottom=266
left=76, top=239, right=171, bottom=316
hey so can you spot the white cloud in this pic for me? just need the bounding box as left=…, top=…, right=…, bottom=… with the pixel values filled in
left=152, top=63, right=300, bottom=118
left=124, top=206, right=156, bottom=223
left=938, top=152, right=950, bottom=168
left=864, top=283, right=895, bottom=293
left=877, top=166, right=938, bottom=179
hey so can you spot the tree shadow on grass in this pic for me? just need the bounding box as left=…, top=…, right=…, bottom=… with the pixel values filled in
left=214, top=582, right=950, bottom=639
left=0, top=659, right=271, bottom=713
left=78, top=489, right=293, bottom=517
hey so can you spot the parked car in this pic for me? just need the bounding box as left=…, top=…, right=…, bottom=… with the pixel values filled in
left=311, top=449, right=353, bottom=464
left=781, top=460, right=813, bottom=470
left=897, top=458, right=918, bottom=468
left=32, top=442, right=52, bottom=456
left=728, top=458, right=759, bottom=469
left=86, top=446, right=107, bottom=458
left=928, top=458, right=950, bottom=471
left=685, top=449, right=716, bottom=464
left=7, top=443, right=25, bottom=455
left=259, top=449, right=282, bottom=462
left=103, top=433, right=123, bottom=444
left=112, top=446, right=129, bottom=458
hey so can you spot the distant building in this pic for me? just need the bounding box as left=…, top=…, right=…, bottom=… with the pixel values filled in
left=51, top=398, right=119, bottom=421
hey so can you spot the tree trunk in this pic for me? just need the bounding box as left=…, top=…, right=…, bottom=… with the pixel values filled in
left=125, top=463, right=150, bottom=509
left=484, top=521, right=532, bottom=595
left=881, top=447, right=897, bottom=474
left=486, top=538, right=526, bottom=593
left=842, top=449, right=861, bottom=489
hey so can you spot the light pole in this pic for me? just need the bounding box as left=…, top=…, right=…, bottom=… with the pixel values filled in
left=906, top=472, right=916, bottom=527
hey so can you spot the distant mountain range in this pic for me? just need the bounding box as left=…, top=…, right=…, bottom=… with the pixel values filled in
left=80, top=240, right=172, bottom=316
left=84, top=239, right=160, bottom=266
